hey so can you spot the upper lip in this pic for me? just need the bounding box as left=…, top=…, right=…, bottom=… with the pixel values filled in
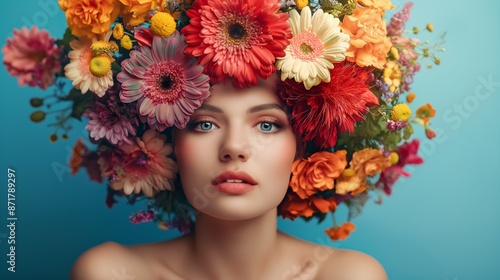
left=212, top=170, right=257, bottom=185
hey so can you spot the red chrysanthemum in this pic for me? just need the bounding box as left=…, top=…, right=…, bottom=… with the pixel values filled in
left=181, top=0, right=292, bottom=88
left=278, top=62, right=379, bottom=148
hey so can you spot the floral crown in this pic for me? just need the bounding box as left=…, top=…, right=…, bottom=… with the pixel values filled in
left=3, top=0, right=444, bottom=240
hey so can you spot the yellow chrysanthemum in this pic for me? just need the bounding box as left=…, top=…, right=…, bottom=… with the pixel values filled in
left=91, top=41, right=118, bottom=55
left=150, top=12, right=176, bottom=37
left=391, top=103, right=412, bottom=122
left=120, top=35, right=133, bottom=50
left=89, top=55, right=112, bottom=78
left=296, top=0, right=309, bottom=10
left=112, top=23, right=124, bottom=40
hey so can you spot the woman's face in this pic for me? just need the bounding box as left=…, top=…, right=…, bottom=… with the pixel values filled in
left=174, top=77, right=297, bottom=220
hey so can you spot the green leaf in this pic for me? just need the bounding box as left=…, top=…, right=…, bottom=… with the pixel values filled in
left=345, top=192, right=369, bottom=221
left=403, top=123, right=414, bottom=140
left=68, top=89, right=94, bottom=121
left=56, top=28, right=75, bottom=51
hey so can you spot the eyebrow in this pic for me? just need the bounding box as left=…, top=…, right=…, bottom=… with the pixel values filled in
left=197, top=103, right=287, bottom=114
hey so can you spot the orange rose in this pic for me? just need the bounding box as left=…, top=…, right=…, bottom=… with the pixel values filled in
left=358, top=0, right=395, bottom=13
left=64, top=0, right=121, bottom=38
left=340, top=6, right=392, bottom=69
left=290, top=151, right=347, bottom=199
left=279, top=192, right=338, bottom=219
left=350, top=148, right=391, bottom=178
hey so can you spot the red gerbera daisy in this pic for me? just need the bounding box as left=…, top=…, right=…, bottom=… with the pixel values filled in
left=181, top=0, right=292, bottom=88
left=278, top=61, right=379, bottom=148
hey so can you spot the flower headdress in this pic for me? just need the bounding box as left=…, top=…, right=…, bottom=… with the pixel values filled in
left=3, top=0, right=445, bottom=240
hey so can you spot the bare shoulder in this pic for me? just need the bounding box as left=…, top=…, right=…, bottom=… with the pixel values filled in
left=70, top=241, right=153, bottom=280
left=316, top=247, right=387, bottom=280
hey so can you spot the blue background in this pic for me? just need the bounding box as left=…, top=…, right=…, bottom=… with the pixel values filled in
left=1, top=0, right=499, bottom=279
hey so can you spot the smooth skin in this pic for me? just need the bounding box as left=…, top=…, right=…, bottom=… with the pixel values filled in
left=71, top=77, right=387, bottom=280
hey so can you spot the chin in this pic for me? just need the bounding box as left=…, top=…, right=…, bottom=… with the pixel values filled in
left=194, top=197, right=279, bottom=221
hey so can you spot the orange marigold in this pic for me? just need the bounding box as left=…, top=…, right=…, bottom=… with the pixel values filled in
left=358, top=0, right=395, bottom=13
left=340, top=6, right=392, bottom=69
left=290, top=151, right=347, bottom=199
left=63, top=0, right=121, bottom=38
left=325, top=222, right=356, bottom=241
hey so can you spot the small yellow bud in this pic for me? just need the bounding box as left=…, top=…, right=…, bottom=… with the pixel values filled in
left=30, top=111, right=46, bottom=122
left=49, top=133, right=58, bottom=143
left=112, top=23, right=124, bottom=40
left=413, top=27, right=419, bottom=34
left=434, top=57, right=441, bottom=65
left=30, top=97, right=44, bottom=107
left=120, top=35, right=133, bottom=50
left=390, top=47, right=400, bottom=60
left=423, top=48, right=429, bottom=57
left=389, top=152, right=399, bottom=165
left=426, top=23, right=434, bottom=32
left=158, top=221, right=170, bottom=230
left=341, top=168, right=356, bottom=178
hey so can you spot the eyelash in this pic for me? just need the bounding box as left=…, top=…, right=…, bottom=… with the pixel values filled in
left=186, top=118, right=284, bottom=133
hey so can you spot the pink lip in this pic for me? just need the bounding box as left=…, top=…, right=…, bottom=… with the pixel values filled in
left=212, top=170, right=257, bottom=195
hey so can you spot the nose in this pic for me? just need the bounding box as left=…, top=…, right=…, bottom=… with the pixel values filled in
left=218, top=126, right=252, bottom=162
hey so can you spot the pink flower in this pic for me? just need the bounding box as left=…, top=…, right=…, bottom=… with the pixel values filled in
left=2, top=26, right=62, bottom=89
left=376, top=139, right=424, bottom=194
left=117, top=32, right=211, bottom=130
left=181, top=0, right=292, bottom=88
left=84, top=81, right=140, bottom=145
left=98, top=129, right=178, bottom=197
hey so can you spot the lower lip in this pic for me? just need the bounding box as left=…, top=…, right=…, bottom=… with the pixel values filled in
left=213, top=182, right=256, bottom=195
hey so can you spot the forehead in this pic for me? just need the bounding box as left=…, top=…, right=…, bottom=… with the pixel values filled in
left=205, top=77, right=281, bottom=106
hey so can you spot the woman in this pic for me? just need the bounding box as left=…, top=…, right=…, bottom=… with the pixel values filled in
left=70, top=76, right=387, bottom=280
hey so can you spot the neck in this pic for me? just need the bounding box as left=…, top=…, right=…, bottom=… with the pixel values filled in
left=188, top=208, right=282, bottom=280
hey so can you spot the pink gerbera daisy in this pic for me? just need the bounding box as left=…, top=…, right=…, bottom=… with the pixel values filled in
left=181, top=0, right=292, bottom=88
left=117, top=31, right=210, bottom=130
left=278, top=62, right=379, bottom=148
left=98, top=129, right=178, bottom=198
left=2, top=26, right=62, bottom=89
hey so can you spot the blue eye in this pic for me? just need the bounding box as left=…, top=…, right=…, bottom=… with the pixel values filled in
left=259, top=122, right=281, bottom=132
left=186, top=120, right=215, bottom=132
left=198, top=121, right=214, bottom=131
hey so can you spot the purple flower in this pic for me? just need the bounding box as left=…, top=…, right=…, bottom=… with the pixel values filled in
left=84, top=81, right=139, bottom=145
